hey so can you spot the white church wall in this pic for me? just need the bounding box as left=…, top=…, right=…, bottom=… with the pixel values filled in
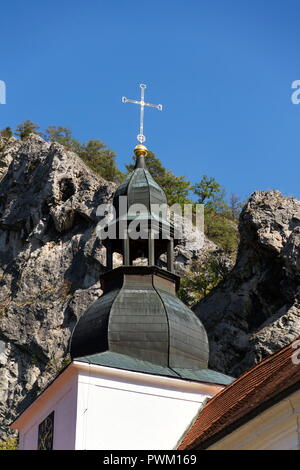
left=208, top=388, right=300, bottom=450
left=15, top=368, right=78, bottom=450
left=74, top=362, right=216, bottom=450
left=13, top=362, right=223, bottom=450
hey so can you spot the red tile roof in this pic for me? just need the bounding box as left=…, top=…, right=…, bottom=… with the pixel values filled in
left=178, top=338, right=300, bottom=449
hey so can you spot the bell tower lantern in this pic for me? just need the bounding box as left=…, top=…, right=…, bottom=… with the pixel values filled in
left=103, top=143, right=176, bottom=272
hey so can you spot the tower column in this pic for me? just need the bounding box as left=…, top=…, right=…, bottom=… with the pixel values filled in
left=167, top=238, right=174, bottom=273
left=123, top=236, right=130, bottom=265
left=148, top=231, right=155, bottom=266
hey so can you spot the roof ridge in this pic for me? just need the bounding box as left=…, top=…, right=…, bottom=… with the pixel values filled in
left=207, top=340, right=296, bottom=402
left=178, top=337, right=300, bottom=449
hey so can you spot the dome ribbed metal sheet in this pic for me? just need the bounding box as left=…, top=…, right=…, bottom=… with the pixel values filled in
left=70, top=266, right=209, bottom=370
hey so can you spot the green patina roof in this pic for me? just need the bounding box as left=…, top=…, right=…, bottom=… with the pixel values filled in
left=70, top=266, right=210, bottom=370
left=113, top=167, right=167, bottom=213
left=75, top=351, right=234, bottom=386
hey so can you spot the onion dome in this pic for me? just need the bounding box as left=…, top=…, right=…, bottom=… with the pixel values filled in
left=113, top=144, right=167, bottom=213
left=70, top=266, right=209, bottom=370
left=69, top=144, right=215, bottom=382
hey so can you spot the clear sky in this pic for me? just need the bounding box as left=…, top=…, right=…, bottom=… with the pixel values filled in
left=1, top=0, right=300, bottom=201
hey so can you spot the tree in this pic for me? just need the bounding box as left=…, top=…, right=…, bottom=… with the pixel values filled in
left=79, top=139, right=124, bottom=183
left=193, top=175, right=226, bottom=212
left=178, top=252, right=231, bottom=306
left=44, top=127, right=124, bottom=183
left=192, top=175, right=240, bottom=255
left=0, top=127, right=13, bottom=138
left=159, top=171, right=192, bottom=206
left=229, top=193, right=243, bottom=220
left=15, top=120, right=41, bottom=140
left=204, top=211, right=239, bottom=255
left=44, top=126, right=81, bottom=153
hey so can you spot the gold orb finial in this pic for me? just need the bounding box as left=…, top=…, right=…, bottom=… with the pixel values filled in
left=134, top=144, right=148, bottom=157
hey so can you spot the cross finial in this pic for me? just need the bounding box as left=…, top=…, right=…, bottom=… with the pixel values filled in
left=122, top=84, right=163, bottom=144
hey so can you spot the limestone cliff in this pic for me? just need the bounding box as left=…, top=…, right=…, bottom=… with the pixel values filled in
left=194, top=190, right=300, bottom=377
left=0, top=135, right=117, bottom=438
left=0, top=134, right=299, bottom=440
left=0, top=134, right=220, bottom=438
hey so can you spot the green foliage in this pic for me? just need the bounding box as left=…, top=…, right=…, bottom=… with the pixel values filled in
left=0, top=127, right=13, bottom=138
left=44, top=126, right=124, bottom=183
left=0, top=127, right=13, bottom=154
left=193, top=174, right=226, bottom=212
left=159, top=171, right=192, bottom=206
left=0, top=437, right=18, bottom=450
left=44, top=126, right=81, bottom=153
left=192, top=175, right=240, bottom=255
left=178, top=252, right=230, bottom=306
left=61, top=354, right=72, bottom=369
left=3, top=121, right=242, bottom=256
left=6, top=122, right=124, bottom=183
left=78, top=139, right=124, bottom=183
left=204, top=209, right=239, bottom=256
left=15, top=120, right=41, bottom=140
left=127, top=155, right=241, bottom=254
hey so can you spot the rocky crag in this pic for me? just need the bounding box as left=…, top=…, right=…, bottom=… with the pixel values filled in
left=194, top=190, right=300, bottom=377
left=0, top=134, right=115, bottom=438
left=0, top=134, right=222, bottom=439
left=0, top=134, right=299, bottom=439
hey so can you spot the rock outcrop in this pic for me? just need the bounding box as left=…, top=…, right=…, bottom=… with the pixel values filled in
left=0, top=135, right=223, bottom=439
left=1, top=134, right=299, bottom=440
left=0, top=135, right=116, bottom=438
left=194, top=190, right=300, bottom=377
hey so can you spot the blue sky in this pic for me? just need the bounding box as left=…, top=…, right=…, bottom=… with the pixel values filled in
left=1, top=0, right=300, bottom=201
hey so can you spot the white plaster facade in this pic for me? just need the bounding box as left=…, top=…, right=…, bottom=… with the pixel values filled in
left=12, top=361, right=223, bottom=450
left=208, top=388, right=300, bottom=450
